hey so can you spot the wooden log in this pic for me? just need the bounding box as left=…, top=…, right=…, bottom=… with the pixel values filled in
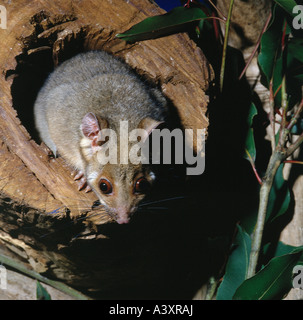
left=0, top=0, right=212, bottom=221
left=0, top=0, right=213, bottom=298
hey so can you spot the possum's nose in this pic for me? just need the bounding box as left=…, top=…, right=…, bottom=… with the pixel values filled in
left=116, top=207, right=131, bottom=224
left=116, top=216, right=130, bottom=224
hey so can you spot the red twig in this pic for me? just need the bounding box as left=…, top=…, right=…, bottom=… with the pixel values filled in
left=239, top=11, right=272, bottom=80
left=208, top=0, right=226, bottom=20
left=281, top=21, right=287, bottom=51
left=284, top=160, right=303, bottom=165
left=252, top=163, right=263, bottom=185
left=245, top=149, right=263, bottom=185
left=274, top=83, right=282, bottom=98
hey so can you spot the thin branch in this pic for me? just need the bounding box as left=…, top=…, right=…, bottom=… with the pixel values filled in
left=285, top=133, right=303, bottom=158
left=284, top=160, right=303, bottom=165
left=247, top=151, right=283, bottom=279
left=239, top=11, right=272, bottom=80
left=208, top=0, right=226, bottom=20
left=220, top=0, right=234, bottom=92
left=247, top=75, right=289, bottom=279
left=201, top=16, right=227, bottom=24
left=278, top=76, right=289, bottom=148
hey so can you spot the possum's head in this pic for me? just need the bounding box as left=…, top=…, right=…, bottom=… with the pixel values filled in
left=80, top=112, right=163, bottom=224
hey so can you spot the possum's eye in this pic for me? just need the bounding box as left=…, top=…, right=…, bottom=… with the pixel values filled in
left=134, top=177, right=151, bottom=194
left=99, top=179, right=113, bottom=194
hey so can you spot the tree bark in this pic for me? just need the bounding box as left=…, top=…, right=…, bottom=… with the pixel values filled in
left=0, top=0, right=213, bottom=299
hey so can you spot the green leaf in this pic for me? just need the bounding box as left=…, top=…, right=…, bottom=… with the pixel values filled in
left=216, top=225, right=251, bottom=300
left=263, top=241, right=301, bottom=263
left=258, top=4, right=285, bottom=88
left=116, top=7, right=208, bottom=42
left=36, top=281, right=52, bottom=300
left=244, top=103, right=258, bottom=163
left=233, top=250, right=303, bottom=300
left=273, top=0, right=299, bottom=17
left=275, top=242, right=303, bottom=257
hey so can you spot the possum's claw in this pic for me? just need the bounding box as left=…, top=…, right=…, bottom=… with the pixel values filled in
left=74, top=171, right=84, bottom=180
left=84, top=185, right=92, bottom=193
left=74, top=171, right=92, bottom=192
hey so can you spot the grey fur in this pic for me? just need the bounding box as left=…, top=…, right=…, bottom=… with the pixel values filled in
left=34, top=51, right=167, bottom=223
left=34, top=51, right=166, bottom=164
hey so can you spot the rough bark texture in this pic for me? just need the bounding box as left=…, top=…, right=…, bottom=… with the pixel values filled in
left=0, top=0, right=213, bottom=299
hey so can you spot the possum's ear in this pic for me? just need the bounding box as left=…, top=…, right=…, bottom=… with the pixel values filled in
left=138, top=117, right=165, bottom=142
left=81, top=112, right=108, bottom=150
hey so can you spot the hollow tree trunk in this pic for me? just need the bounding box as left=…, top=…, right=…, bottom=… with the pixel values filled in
left=0, top=0, right=213, bottom=299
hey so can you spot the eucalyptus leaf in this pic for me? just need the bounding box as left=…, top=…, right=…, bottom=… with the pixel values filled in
left=116, top=6, right=208, bottom=42
left=233, top=250, right=303, bottom=300
left=216, top=225, right=251, bottom=300
left=36, top=281, right=52, bottom=300
left=258, top=4, right=285, bottom=88
left=274, top=242, right=303, bottom=257
left=243, top=103, right=258, bottom=163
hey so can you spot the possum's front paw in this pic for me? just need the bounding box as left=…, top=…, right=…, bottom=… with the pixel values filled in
left=74, top=171, right=92, bottom=193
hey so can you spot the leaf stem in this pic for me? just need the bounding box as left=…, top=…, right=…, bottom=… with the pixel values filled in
left=239, top=11, right=272, bottom=80
left=245, top=149, right=263, bottom=185
left=219, top=0, right=234, bottom=92
left=203, top=16, right=226, bottom=24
